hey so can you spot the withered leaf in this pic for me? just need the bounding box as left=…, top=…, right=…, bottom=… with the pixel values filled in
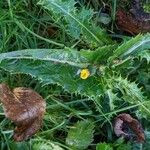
left=0, top=83, right=46, bottom=142
left=114, top=113, right=145, bottom=143
left=116, top=0, right=150, bottom=34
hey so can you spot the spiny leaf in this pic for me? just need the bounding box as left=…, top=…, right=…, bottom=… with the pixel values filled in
left=106, top=89, right=118, bottom=111
left=38, top=0, right=112, bottom=46
left=137, top=72, right=150, bottom=97
left=138, top=50, right=150, bottom=63
left=66, top=7, right=93, bottom=39
left=82, top=22, right=112, bottom=47
left=80, top=45, right=117, bottom=64
left=32, top=141, right=64, bottom=150
left=96, top=142, right=113, bottom=150
left=137, top=101, right=150, bottom=119
left=0, top=49, right=106, bottom=97
left=66, top=120, right=94, bottom=150
left=0, top=48, right=90, bottom=68
left=111, top=76, right=150, bottom=118
left=9, top=141, right=30, bottom=150
left=112, top=77, right=145, bottom=104
left=111, top=57, right=135, bottom=77
left=0, top=46, right=117, bottom=68
left=109, top=34, right=150, bottom=62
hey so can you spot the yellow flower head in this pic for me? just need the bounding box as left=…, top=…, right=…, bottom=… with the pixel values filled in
left=80, top=69, right=90, bottom=80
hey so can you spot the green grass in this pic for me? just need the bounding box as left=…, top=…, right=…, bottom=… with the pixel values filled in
left=0, top=0, right=150, bottom=150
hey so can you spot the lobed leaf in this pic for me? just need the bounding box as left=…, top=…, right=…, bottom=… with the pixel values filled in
left=111, top=76, right=150, bottom=118
left=38, top=0, right=112, bottom=46
left=0, top=49, right=106, bottom=97
left=112, top=77, right=145, bottom=104
left=66, top=120, right=94, bottom=150
left=138, top=50, right=150, bottom=63
left=32, top=141, right=64, bottom=150
left=96, top=142, right=113, bottom=150
left=109, top=34, right=150, bottom=62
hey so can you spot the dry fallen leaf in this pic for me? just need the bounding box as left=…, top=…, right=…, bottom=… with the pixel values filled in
left=116, top=0, right=150, bottom=34
left=0, top=83, right=46, bottom=142
left=114, top=113, right=145, bottom=143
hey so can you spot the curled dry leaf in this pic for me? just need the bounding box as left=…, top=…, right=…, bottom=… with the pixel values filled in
left=116, top=0, right=150, bottom=34
left=114, top=113, right=145, bottom=143
left=0, top=83, right=46, bottom=142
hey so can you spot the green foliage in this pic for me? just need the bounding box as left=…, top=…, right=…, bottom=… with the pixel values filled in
left=112, top=77, right=145, bottom=104
left=138, top=50, right=150, bottom=63
left=96, top=142, right=113, bottom=150
left=32, top=141, right=64, bottom=150
left=0, top=0, right=150, bottom=149
left=106, top=89, right=118, bottom=111
left=38, top=0, right=112, bottom=47
left=110, top=76, right=150, bottom=118
left=66, top=120, right=94, bottom=150
left=0, top=42, right=149, bottom=119
left=8, top=142, right=30, bottom=150
left=0, top=48, right=105, bottom=97
left=109, top=34, right=150, bottom=62
left=143, top=3, right=150, bottom=12
left=96, top=139, right=132, bottom=150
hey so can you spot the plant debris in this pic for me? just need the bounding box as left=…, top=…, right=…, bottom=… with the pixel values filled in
left=114, top=113, right=145, bottom=143
left=0, top=83, right=46, bottom=142
left=116, top=0, right=150, bottom=34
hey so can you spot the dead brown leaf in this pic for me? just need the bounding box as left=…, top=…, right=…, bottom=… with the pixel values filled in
left=0, top=83, right=46, bottom=142
left=114, top=113, right=145, bottom=143
left=116, top=0, right=150, bottom=34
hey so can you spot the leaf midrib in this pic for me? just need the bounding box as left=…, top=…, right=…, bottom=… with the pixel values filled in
left=48, top=0, right=101, bottom=43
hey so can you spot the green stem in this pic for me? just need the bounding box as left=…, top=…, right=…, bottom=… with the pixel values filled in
left=15, top=20, right=65, bottom=47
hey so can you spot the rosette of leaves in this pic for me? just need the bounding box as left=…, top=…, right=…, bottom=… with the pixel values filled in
left=0, top=34, right=149, bottom=120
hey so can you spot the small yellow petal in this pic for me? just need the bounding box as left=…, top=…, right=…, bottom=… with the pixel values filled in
left=80, top=69, right=90, bottom=79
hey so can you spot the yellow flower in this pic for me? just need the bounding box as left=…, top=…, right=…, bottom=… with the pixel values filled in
left=80, top=69, right=90, bottom=79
